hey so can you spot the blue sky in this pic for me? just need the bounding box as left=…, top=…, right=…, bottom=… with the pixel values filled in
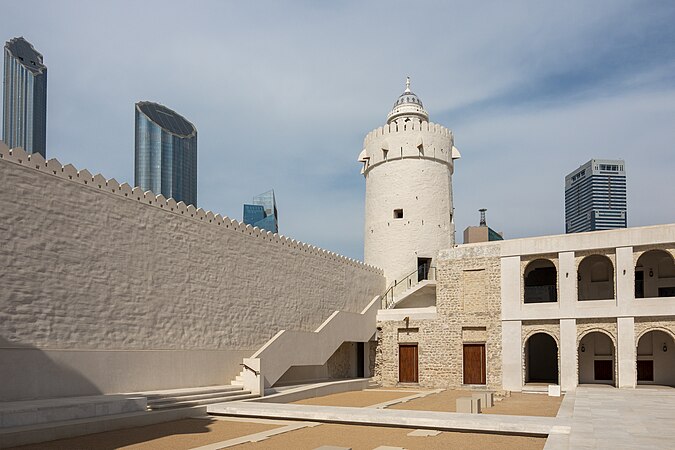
left=2, top=0, right=674, bottom=259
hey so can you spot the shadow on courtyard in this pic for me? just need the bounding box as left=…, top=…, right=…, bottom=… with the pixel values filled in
left=8, top=418, right=216, bottom=450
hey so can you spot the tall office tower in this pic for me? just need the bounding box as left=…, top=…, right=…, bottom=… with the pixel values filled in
left=565, top=159, right=627, bottom=233
left=134, top=101, right=197, bottom=207
left=243, top=190, right=278, bottom=233
left=2, top=37, right=47, bottom=157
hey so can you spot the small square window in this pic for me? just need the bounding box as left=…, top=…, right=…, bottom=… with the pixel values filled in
left=393, top=209, right=403, bottom=219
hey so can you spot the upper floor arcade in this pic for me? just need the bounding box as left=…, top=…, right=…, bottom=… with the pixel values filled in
left=500, top=223, right=675, bottom=321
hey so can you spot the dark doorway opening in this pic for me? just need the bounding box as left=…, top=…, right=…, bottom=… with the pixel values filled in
left=525, top=333, right=559, bottom=383
left=635, top=270, right=644, bottom=298
left=637, top=360, right=654, bottom=382
left=594, top=360, right=613, bottom=380
left=357, top=342, right=365, bottom=378
left=418, top=257, right=432, bottom=282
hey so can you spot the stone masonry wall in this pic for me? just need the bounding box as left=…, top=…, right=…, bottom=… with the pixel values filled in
left=0, top=148, right=384, bottom=399
left=635, top=316, right=675, bottom=342
left=375, top=243, right=502, bottom=389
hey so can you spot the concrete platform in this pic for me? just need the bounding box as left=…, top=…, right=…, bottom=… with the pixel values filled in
left=208, top=401, right=570, bottom=436
left=0, top=395, right=146, bottom=428
left=0, top=405, right=205, bottom=448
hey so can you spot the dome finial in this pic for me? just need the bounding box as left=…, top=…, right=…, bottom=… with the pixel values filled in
left=405, top=76, right=411, bottom=93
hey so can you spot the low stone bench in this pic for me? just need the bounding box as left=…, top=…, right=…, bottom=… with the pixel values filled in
left=548, top=385, right=561, bottom=397
left=456, top=396, right=481, bottom=414
left=471, top=392, right=494, bottom=408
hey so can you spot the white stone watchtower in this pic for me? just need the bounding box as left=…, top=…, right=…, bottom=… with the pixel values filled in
left=359, top=78, right=460, bottom=287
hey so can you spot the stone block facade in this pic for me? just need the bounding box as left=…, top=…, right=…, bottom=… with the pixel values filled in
left=375, top=243, right=503, bottom=390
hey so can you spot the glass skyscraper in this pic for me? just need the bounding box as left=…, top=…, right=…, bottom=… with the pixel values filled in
left=565, top=159, right=627, bottom=233
left=134, top=101, right=197, bottom=207
left=2, top=37, right=47, bottom=157
left=243, top=190, right=278, bottom=233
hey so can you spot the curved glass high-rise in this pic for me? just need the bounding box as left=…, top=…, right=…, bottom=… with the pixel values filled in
left=3, top=37, right=47, bottom=157
left=134, top=101, right=197, bottom=207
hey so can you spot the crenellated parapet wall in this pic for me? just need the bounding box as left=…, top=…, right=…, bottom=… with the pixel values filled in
left=0, top=142, right=381, bottom=274
left=0, top=140, right=385, bottom=401
left=358, top=121, right=460, bottom=174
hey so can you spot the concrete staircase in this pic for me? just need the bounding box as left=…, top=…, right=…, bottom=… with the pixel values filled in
left=143, top=385, right=258, bottom=410
left=234, top=295, right=381, bottom=394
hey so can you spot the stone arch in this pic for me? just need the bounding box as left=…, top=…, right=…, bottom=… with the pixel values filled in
left=524, top=259, right=558, bottom=303
left=635, top=249, right=675, bottom=298
left=578, top=329, right=616, bottom=386
left=578, top=254, right=615, bottom=301
left=523, top=331, right=559, bottom=385
left=636, top=326, right=675, bottom=343
left=636, top=329, right=675, bottom=386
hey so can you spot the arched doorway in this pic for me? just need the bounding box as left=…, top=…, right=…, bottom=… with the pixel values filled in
left=525, top=333, right=559, bottom=384
left=578, top=331, right=615, bottom=385
left=578, top=255, right=615, bottom=300
left=524, top=260, right=557, bottom=303
left=635, top=250, right=675, bottom=298
left=637, top=330, right=675, bottom=386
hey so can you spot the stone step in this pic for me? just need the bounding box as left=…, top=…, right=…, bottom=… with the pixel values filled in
left=149, top=393, right=259, bottom=410
left=142, top=385, right=244, bottom=399
left=147, top=389, right=250, bottom=405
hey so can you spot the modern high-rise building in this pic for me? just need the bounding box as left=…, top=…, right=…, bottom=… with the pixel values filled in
left=2, top=37, right=47, bottom=157
left=463, top=209, right=504, bottom=244
left=565, top=159, right=627, bottom=233
left=134, top=101, right=197, bottom=207
left=243, top=190, right=278, bottom=233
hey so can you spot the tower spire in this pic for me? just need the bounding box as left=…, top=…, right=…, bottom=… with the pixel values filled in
left=405, top=76, right=411, bottom=93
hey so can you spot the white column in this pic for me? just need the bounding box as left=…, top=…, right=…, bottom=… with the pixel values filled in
left=501, top=256, right=521, bottom=320
left=502, top=320, right=522, bottom=392
left=559, top=318, right=577, bottom=391
left=617, top=316, right=636, bottom=388
left=616, top=247, right=634, bottom=315
left=558, top=252, right=576, bottom=316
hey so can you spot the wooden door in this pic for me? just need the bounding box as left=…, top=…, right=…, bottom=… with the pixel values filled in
left=637, top=360, right=654, bottom=382
left=399, top=344, right=418, bottom=383
left=463, top=344, right=486, bottom=385
left=594, top=360, right=613, bottom=381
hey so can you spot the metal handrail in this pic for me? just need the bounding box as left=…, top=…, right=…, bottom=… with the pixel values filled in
left=381, top=265, right=436, bottom=309
left=240, top=363, right=260, bottom=376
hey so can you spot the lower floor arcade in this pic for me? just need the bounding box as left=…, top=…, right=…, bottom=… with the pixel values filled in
left=503, top=317, right=675, bottom=391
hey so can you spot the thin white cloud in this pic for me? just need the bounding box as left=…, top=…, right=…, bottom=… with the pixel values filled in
left=1, top=0, right=673, bottom=259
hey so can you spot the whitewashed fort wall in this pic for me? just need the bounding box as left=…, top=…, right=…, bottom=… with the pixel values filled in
left=0, top=146, right=384, bottom=401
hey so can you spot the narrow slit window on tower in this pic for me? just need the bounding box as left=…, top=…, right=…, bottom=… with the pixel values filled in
left=394, top=209, right=404, bottom=219
left=382, top=149, right=388, bottom=160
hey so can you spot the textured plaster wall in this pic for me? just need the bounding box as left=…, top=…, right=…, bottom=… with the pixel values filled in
left=0, top=152, right=384, bottom=400
left=362, top=121, right=456, bottom=284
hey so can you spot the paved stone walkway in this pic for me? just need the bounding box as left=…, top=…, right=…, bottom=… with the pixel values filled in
left=208, top=401, right=566, bottom=436
left=545, top=387, right=675, bottom=449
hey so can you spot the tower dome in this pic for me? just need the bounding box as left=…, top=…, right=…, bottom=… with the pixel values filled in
left=386, top=77, right=429, bottom=124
